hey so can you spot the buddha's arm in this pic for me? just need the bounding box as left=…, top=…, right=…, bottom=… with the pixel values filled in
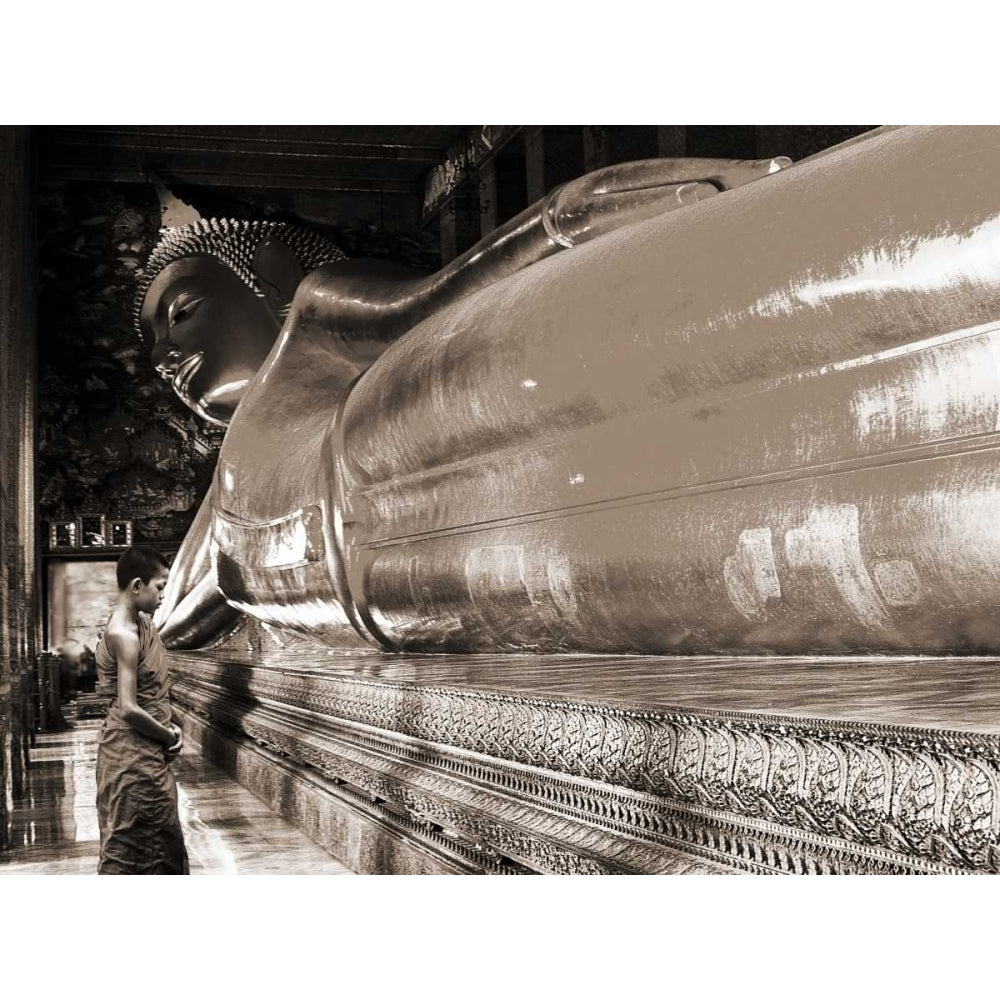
left=291, top=156, right=789, bottom=368
left=155, top=490, right=242, bottom=648
left=159, top=156, right=790, bottom=651
left=157, top=570, right=241, bottom=649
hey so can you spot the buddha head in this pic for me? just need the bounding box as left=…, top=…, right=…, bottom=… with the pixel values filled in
left=135, top=216, right=346, bottom=427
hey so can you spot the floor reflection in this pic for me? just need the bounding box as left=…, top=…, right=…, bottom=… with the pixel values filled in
left=0, top=708, right=354, bottom=875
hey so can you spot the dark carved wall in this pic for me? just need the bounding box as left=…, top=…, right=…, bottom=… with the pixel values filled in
left=36, top=181, right=440, bottom=551
left=37, top=180, right=222, bottom=548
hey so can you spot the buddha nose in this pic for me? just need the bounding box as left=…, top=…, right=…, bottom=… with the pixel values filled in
left=151, top=341, right=184, bottom=379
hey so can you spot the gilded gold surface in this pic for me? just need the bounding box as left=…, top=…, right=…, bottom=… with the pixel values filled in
left=153, top=127, right=1000, bottom=655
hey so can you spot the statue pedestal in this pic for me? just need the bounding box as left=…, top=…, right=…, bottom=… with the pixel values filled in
left=170, top=649, right=1000, bottom=874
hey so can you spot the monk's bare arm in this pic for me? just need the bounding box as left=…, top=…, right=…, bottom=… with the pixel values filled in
left=107, top=627, right=177, bottom=746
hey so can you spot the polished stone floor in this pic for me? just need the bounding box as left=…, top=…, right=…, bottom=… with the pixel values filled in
left=0, top=709, right=354, bottom=875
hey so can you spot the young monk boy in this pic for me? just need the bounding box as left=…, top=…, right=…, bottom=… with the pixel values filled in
left=95, top=546, right=189, bottom=874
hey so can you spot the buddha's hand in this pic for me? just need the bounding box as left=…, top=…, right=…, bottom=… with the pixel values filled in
left=156, top=570, right=243, bottom=650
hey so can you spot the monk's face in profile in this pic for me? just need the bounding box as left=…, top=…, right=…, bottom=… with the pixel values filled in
left=140, top=256, right=281, bottom=426
left=134, top=567, right=170, bottom=615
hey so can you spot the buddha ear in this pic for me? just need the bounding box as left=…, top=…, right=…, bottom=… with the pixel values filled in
left=252, top=237, right=304, bottom=320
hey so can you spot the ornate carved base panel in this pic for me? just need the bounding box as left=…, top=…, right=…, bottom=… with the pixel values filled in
left=175, top=692, right=732, bottom=874
left=177, top=711, right=487, bottom=875
left=170, top=652, right=1000, bottom=874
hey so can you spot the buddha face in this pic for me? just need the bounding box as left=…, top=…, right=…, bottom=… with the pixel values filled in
left=140, top=256, right=281, bottom=426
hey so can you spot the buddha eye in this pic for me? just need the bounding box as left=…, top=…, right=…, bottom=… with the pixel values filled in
left=168, top=293, right=203, bottom=328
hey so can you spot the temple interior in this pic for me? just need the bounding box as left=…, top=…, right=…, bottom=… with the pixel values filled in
left=3, top=124, right=1000, bottom=876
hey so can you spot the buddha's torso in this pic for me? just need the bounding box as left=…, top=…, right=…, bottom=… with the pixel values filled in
left=211, top=126, right=1000, bottom=656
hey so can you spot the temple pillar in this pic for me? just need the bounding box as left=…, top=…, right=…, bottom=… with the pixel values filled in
left=438, top=180, right=481, bottom=264
left=524, top=126, right=586, bottom=203
left=424, top=128, right=526, bottom=259
left=582, top=127, right=608, bottom=171
left=583, top=126, right=662, bottom=170
left=478, top=140, right=527, bottom=239
left=478, top=158, right=500, bottom=237
left=0, top=127, right=38, bottom=846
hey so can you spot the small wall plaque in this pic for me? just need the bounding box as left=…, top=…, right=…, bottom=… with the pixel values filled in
left=107, top=519, right=133, bottom=548
left=49, top=521, right=78, bottom=550
left=79, top=515, right=107, bottom=548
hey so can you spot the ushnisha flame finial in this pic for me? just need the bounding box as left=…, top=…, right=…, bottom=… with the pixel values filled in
left=153, top=180, right=203, bottom=229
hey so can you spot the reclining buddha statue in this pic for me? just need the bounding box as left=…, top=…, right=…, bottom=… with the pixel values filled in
left=145, top=125, right=1000, bottom=656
